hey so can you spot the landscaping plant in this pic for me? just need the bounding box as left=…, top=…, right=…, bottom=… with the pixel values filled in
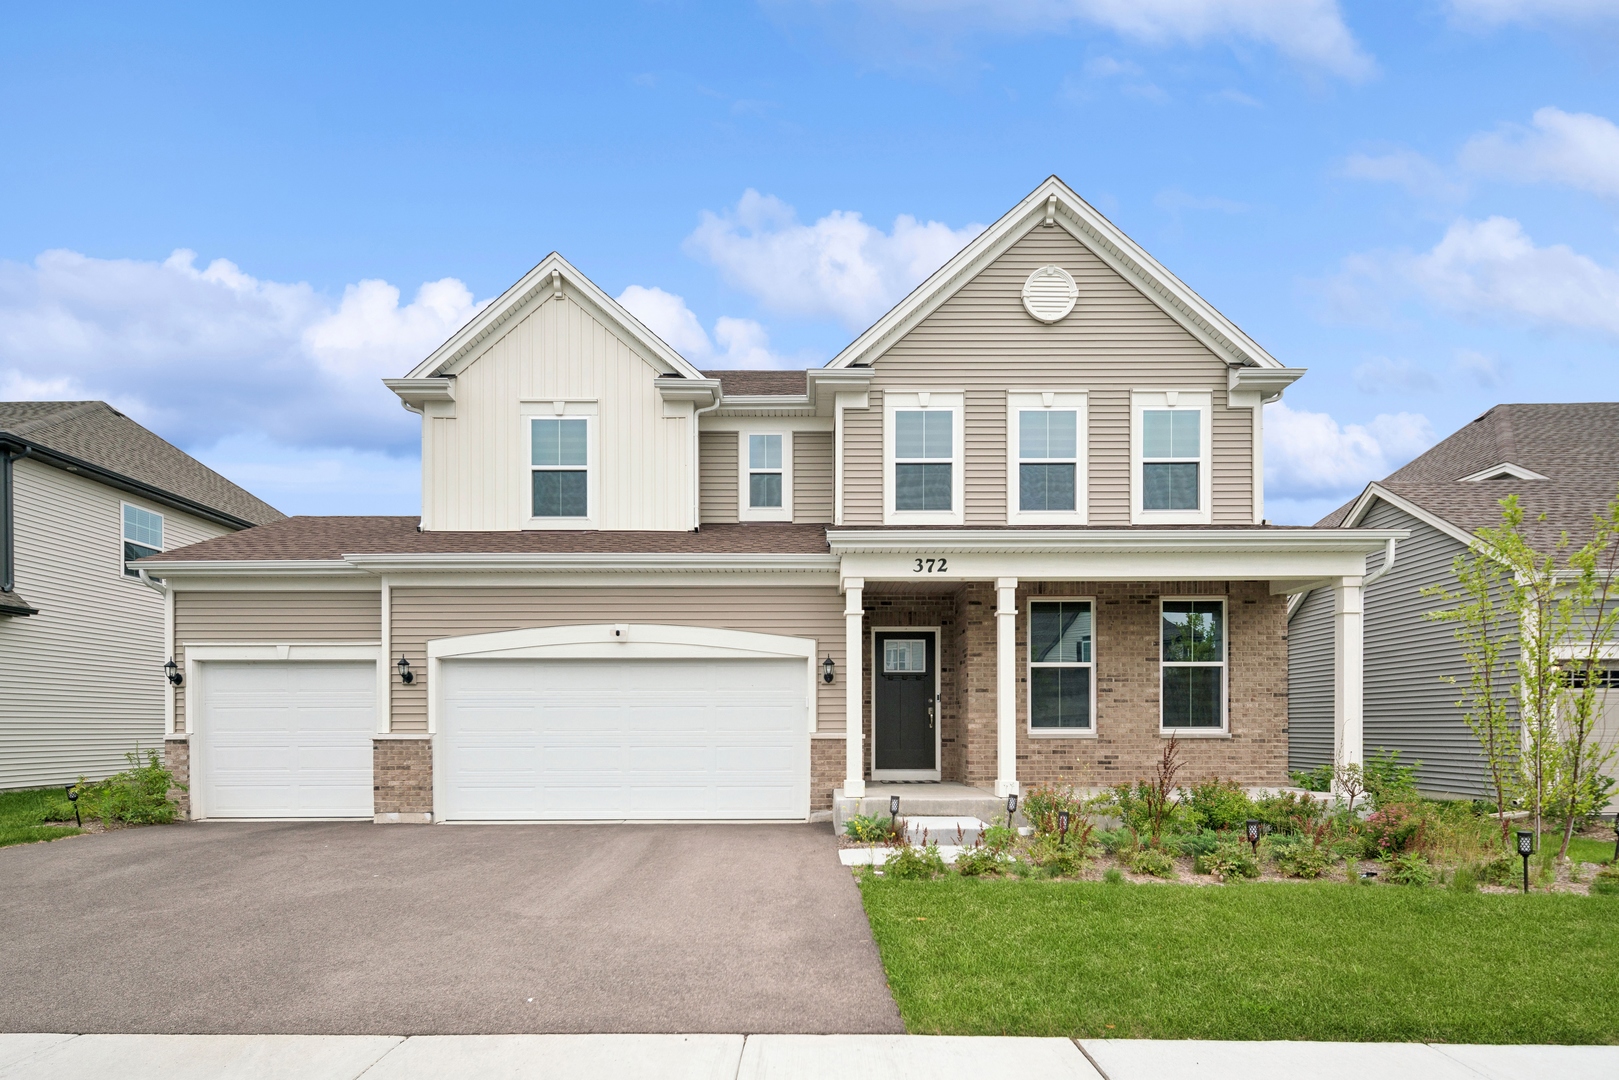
left=75, top=748, right=181, bottom=824
left=1196, top=840, right=1259, bottom=881
left=1184, top=778, right=1252, bottom=832
left=1129, top=846, right=1176, bottom=878
left=883, top=840, right=947, bottom=880
left=845, top=813, right=896, bottom=843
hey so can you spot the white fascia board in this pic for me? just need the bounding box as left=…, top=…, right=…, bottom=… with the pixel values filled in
left=826, top=528, right=1405, bottom=556
left=1342, top=485, right=1478, bottom=548
left=403, top=252, right=705, bottom=382
left=824, top=176, right=1285, bottom=372
left=655, top=377, right=721, bottom=409
left=806, top=368, right=873, bottom=415
left=340, top=552, right=841, bottom=574
left=141, top=560, right=373, bottom=581
left=1227, top=366, right=1306, bottom=407
left=382, top=377, right=455, bottom=413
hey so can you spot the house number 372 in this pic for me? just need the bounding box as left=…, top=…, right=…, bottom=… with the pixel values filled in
left=912, top=558, right=948, bottom=573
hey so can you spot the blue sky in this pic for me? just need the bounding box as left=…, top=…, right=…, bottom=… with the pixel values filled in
left=2, top=1, right=1617, bottom=523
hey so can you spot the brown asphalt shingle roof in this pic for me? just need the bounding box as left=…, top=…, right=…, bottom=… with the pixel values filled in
left=144, top=517, right=834, bottom=561
left=0, top=401, right=284, bottom=526
left=701, top=370, right=808, bottom=396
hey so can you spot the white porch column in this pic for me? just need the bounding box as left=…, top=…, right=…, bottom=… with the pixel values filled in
left=995, top=577, right=1019, bottom=799
left=843, top=578, right=866, bottom=798
left=1333, top=575, right=1365, bottom=775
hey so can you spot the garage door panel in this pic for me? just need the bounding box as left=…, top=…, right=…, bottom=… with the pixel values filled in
left=441, top=656, right=809, bottom=820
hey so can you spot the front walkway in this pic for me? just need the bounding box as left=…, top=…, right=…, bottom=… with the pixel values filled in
left=1, top=1034, right=1612, bottom=1079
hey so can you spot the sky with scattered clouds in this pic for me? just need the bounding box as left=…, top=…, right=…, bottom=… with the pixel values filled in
left=2, top=2, right=1616, bottom=522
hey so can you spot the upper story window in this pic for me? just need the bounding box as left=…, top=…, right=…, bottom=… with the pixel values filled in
left=531, top=417, right=589, bottom=519
left=1161, top=599, right=1225, bottom=731
left=749, top=435, right=783, bottom=508
left=1008, top=392, right=1087, bottom=524
left=122, top=503, right=163, bottom=577
left=884, top=392, right=964, bottom=525
left=1131, top=391, right=1212, bottom=525
left=736, top=427, right=793, bottom=522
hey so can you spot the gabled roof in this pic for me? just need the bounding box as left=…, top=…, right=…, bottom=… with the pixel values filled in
left=825, top=175, right=1288, bottom=372
left=0, top=401, right=283, bottom=527
left=402, top=252, right=706, bottom=382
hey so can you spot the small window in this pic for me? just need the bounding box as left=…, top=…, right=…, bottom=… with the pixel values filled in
left=895, top=410, right=952, bottom=512
left=1142, top=410, right=1200, bottom=511
left=1029, top=600, right=1092, bottom=730
left=122, top=504, right=163, bottom=577
left=1161, top=600, right=1225, bottom=729
left=749, top=434, right=783, bottom=509
left=884, top=638, right=927, bottom=673
left=1019, top=410, right=1077, bottom=512
left=531, top=418, right=588, bottom=518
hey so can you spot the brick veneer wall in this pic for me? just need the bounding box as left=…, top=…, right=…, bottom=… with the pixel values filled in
left=164, top=737, right=190, bottom=819
left=858, top=591, right=964, bottom=782
left=373, top=738, right=432, bottom=820
left=810, top=738, right=843, bottom=810
left=960, top=580, right=1288, bottom=790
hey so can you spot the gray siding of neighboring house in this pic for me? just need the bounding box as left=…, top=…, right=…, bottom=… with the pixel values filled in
left=1287, top=585, right=1335, bottom=777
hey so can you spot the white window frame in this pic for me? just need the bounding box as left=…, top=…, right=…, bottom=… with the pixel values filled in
left=738, top=429, right=793, bottom=523
left=521, top=401, right=599, bottom=530
left=1026, top=596, right=1098, bottom=738
left=883, top=391, right=965, bottom=526
left=1159, top=596, right=1228, bottom=736
left=1131, top=390, right=1213, bottom=525
left=120, top=501, right=164, bottom=578
left=1007, top=391, right=1087, bottom=525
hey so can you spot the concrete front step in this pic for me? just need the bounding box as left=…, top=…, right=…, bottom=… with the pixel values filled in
left=832, top=786, right=1018, bottom=833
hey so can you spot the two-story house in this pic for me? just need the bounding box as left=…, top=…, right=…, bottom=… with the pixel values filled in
left=142, top=178, right=1401, bottom=823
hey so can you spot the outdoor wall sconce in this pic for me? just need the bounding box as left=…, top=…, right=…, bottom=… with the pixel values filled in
left=163, top=658, right=183, bottom=687
left=396, top=656, right=415, bottom=685
left=822, top=656, right=835, bottom=684
left=1245, top=818, right=1262, bottom=856
left=1516, top=829, right=1535, bottom=893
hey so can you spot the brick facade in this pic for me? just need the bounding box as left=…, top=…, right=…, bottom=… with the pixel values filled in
left=373, top=738, right=432, bottom=822
left=164, top=737, right=190, bottom=819
left=810, top=738, right=844, bottom=810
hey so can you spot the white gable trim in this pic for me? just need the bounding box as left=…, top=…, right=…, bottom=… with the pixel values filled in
left=1341, top=484, right=1477, bottom=548
left=403, top=253, right=705, bottom=382
left=825, top=176, right=1286, bottom=372
left=1457, top=462, right=1549, bottom=483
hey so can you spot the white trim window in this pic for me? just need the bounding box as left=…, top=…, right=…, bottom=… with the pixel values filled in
left=1160, top=599, right=1226, bottom=731
left=1131, top=391, right=1212, bottom=525
left=1008, top=392, right=1086, bottom=524
left=884, top=392, right=964, bottom=525
left=739, top=431, right=793, bottom=522
left=530, top=416, right=590, bottom=520
left=122, top=503, right=163, bottom=577
left=1028, top=598, right=1094, bottom=733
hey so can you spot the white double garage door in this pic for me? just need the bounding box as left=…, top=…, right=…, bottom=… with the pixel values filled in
left=195, top=629, right=812, bottom=821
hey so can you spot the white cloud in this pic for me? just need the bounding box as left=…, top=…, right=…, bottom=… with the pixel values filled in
left=684, top=190, right=984, bottom=330
left=1352, top=357, right=1439, bottom=395
left=865, top=0, right=1374, bottom=79
left=1460, top=107, right=1619, bottom=198
left=617, top=284, right=796, bottom=368
left=1264, top=401, right=1435, bottom=499
left=1447, top=0, right=1619, bottom=25
left=1451, top=349, right=1507, bottom=388
left=1342, top=149, right=1466, bottom=200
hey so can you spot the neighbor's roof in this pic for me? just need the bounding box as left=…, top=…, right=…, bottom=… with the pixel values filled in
left=700, top=370, right=808, bottom=397
left=141, top=517, right=833, bottom=561
left=0, top=401, right=284, bottom=527
left=1322, top=403, right=1619, bottom=548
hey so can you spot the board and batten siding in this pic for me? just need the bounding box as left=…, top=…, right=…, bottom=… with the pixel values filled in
left=388, top=586, right=845, bottom=735
left=420, top=289, right=692, bottom=532
left=171, top=590, right=382, bottom=734
left=839, top=226, right=1255, bottom=526
left=0, top=460, right=230, bottom=788
left=792, top=431, right=834, bottom=524
left=698, top=431, right=738, bottom=524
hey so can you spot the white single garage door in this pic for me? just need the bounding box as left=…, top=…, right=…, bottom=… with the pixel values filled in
left=439, top=657, right=809, bottom=820
left=198, top=661, right=376, bottom=818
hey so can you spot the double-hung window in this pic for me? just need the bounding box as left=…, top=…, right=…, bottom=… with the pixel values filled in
left=1029, top=599, right=1094, bottom=731
left=749, top=435, right=783, bottom=509
left=894, top=410, right=952, bottom=511
left=122, top=504, right=163, bottom=577
left=1161, top=599, right=1225, bottom=730
left=1132, top=392, right=1211, bottom=524
left=531, top=417, right=589, bottom=519
left=1009, top=392, right=1086, bottom=523
left=736, top=429, right=792, bottom=522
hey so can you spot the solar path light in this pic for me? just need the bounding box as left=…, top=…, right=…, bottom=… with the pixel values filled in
left=1516, top=829, right=1535, bottom=894
left=1058, top=810, right=1070, bottom=842
left=889, top=795, right=900, bottom=820
left=64, top=784, right=80, bottom=828
left=1246, top=819, right=1262, bottom=856
left=1006, top=793, right=1018, bottom=828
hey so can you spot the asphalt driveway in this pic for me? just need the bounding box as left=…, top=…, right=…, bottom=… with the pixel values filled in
left=0, top=822, right=902, bottom=1035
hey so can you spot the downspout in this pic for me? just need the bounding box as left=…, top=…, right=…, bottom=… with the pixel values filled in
left=1363, top=536, right=1397, bottom=588
left=0, top=446, right=14, bottom=594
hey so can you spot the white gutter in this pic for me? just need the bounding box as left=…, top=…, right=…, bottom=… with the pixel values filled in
left=826, top=527, right=1406, bottom=556
left=342, top=552, right=840, bottom=574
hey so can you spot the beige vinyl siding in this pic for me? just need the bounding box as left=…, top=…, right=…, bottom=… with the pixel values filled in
left=0, top=460, right=230, bottom=787
left=699, top=431, right=739, bottom=524
left=421, top=290, right=693, bottom=531
left=841, top=226, right=1254, bottom=526
left=792, top=431, right=834, bottom=523
left=389, top=586, right=845, bottom=734
left=171, top=590, right=381, bottom=734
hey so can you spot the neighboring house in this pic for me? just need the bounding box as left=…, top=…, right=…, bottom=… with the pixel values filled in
left=1289, top=403, right=1619, bottom=798
left=0, top=402, right=284, bottom=789
left=141, top=177, right=1398, bottom=823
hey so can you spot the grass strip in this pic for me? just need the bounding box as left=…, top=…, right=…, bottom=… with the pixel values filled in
left=860, top=876, right=1619, bottom=1043
left=0, top=787, right=81, bottom=848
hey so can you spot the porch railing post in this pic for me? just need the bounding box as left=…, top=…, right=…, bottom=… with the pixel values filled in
left=843, top=578, right=866, bottom=799
left=995, top=577, right=1019, bottom=799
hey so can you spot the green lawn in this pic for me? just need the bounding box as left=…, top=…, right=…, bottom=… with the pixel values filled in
left=1555, top=834, right=1616, bottom=865
left=860, top=877, right=1619, bottom=1043
left=0, top=787, right=81, bottom=848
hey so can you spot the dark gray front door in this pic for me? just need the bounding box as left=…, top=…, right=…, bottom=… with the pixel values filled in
left=873, top=631, right=936, bottom=773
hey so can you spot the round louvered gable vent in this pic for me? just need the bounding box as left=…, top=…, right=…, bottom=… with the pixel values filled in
left=1021, top=265, right=1078, bottom=324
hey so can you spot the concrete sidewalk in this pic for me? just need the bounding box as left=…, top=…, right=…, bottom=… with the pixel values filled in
left=2, top=1034, right=1615, bottom=1079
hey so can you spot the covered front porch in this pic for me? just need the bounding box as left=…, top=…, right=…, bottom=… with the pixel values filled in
left=826, top=527, right=1405, bottom=811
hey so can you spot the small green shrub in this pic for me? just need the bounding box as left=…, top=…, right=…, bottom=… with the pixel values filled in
left=953, top=844, right=1011, bottom=878
left=1255, top=790, right=1324, bottom=834
left=883, top=842, right=946, bottom=880
left=1270, top=837, right=1333, bottom=879
left=980, top=818, right=1019, bottom=854
left=1096, top=826, right=1138, bottom=855
left=1479, top=854, right=1517, bottom=885
left=1591, top=865, right=1619, bottom=896
left=1289, top=764, right=1333, bottom=793
left=1361, top=803, right=1427, bottom=858
left=1450, top=864, right=1479, bottom=893
left=1130, top=846, right=1176, bottom=878
left=845, top=814, right=894, bottom=842
left=1385, top=851, right=1435, bottom=887
left=1185, top=779, right=1252, bottom=832
left=1197, top=840, right=1260, bottom=881
left=1028, top=833, right=1090, bottom=877
left=1021, top=783, right=1086, bottom=836
left=1103, top=867, right=1125, bottom=885
left=76, top=749, right=180, bottom=824
left=1168, top=830, right=1221, bottom=859
left=1363, top=748, right=1421, bottom=809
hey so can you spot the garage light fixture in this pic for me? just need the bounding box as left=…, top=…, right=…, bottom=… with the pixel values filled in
left=822, top=656, right=835, bottom=684
left=396, top=656, right=415, bottom=685
left=163, top=658, right=183, bottom=687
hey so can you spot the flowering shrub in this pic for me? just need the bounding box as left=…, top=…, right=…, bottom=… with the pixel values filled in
left=1361, top=803, right=1427, bottom=857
